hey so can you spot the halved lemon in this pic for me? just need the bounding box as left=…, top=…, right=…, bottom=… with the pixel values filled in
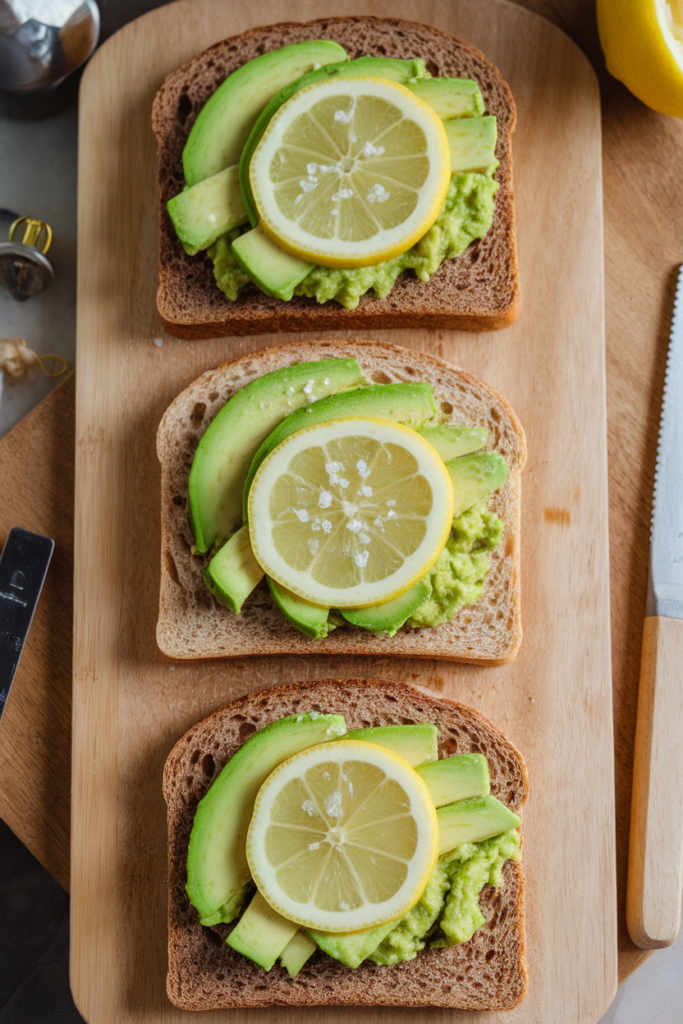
left=246, top=739, right=439, bottom=932
left=250, top=76, right=451, bottom=267
left=246, top=417, right=454, bottom=608
left=598, top=0, right=683, bottom=118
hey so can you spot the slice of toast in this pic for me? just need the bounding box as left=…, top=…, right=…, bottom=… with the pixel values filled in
left=152, top=16, right=519, bottom=338
left=164, top=678, right=528, bottom=1010
left=156, top=339, right=526, bottom=663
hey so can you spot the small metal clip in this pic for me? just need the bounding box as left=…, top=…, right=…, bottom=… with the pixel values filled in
left=0, top=215, right=55, bottom=300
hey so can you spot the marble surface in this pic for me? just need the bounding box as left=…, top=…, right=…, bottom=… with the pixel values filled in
left=599, top=925, right=683, bottom=1023
left=0, top=104, right=77, bottom=439
left=0, top=1, right=681, bottom=1021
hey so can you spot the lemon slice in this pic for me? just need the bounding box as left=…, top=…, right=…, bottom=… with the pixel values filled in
left=598, top=0, right=683, bottom=117
left=246, top=739, right=439, bottom=932
left=250, top=76, right=451, bottom=267
left=247, top=417, right=454, bottom=608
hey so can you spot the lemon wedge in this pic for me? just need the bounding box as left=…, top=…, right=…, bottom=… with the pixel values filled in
left=598, top=0, right=683, bottom=117
left=249, top=76, right=451, bottom=267
left=246, top=417, right=454, bottom=608
left=246, top=739, right=439, bottom=932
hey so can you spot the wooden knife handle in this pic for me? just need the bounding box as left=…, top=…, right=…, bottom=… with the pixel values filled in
left=626, top=615, right=683, bottom=948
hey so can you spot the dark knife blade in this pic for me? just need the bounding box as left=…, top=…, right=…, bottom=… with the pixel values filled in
left=0, top=527, right=54, bottom=722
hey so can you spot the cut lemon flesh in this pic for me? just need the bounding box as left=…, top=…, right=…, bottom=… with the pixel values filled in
left=246, top=740, right=439, bottom=932
left=247, top=417, right=454, bottom=608
left=250, top=76, right=451, bottom=267
left=598, top=0, right=683, bottom=118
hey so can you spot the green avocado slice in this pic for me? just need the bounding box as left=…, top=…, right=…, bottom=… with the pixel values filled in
left=407, top=77, right=485, bottom=119
left=445, top=451, right=508, bottom=518
left=341, top=723, right=438, bottom=766
left=226, top=890, right=298, bottom=970
left=239, top=56, right=428, bottom=226
left=183, top=40, right=348, bottom=186
left=444, top=115, right=498, bottom=173
left=267, top=577, right=332, bottom=639
left=416, top=754, right=490, bottom=806
left=242, top=382, right=439, bottom=521
left=204, top=525, right=264, bottom=613
left=167, top=165, right=247, bottom=256
left=417, top=424, right=488, bottom=461
left=231, top=224, right=313, bottom=299
left=437, top=795, right=520, bottom=855
left=186, top=712, right=346, bottom=925
left=340, top=579, right=432, bottom=636
left=280, top=930, right=318, bottom=977
left=188, top=357, right=365, bottom=554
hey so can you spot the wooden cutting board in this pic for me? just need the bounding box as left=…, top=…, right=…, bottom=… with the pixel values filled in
left=71, top=0, right=617, bottom=1021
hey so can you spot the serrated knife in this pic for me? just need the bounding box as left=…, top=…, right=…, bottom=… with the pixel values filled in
left=626, top=266, right=683, bottom=949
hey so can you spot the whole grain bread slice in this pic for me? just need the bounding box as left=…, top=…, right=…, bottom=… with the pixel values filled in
left=164, top=678, right=528, bottom=1010
left=156, top=338, right=526, bottom=663
left=152, top=16, right=519, bottom=338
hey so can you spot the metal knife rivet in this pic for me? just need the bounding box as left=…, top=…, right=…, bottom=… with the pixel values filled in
left=0, top=215, right=55, bottom=300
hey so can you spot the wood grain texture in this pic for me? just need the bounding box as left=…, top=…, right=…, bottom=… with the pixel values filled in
left=626, top=616, right=683, bottom=948
left=512, top=0, right=683, bottom=984
left=70, top=2, right=616, bottom=1023
left=0, top=373, right=74, bottom=893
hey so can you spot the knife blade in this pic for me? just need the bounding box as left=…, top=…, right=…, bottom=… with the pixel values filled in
left=626, top=265, right=683, bottom=948
left=0, top=527, right=54, bottom=723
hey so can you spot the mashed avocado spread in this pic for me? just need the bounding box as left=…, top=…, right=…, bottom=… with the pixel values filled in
left=368, top=828, right=521, bottom=965
left=208, top=168, right=499, bottom=310
left=408, top=501, right=505, bottom=629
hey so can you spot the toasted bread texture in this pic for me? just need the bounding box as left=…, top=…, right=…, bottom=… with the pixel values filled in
left=152, top=16, right=519, bottom=338
left=156, top=339, right=526, bottom=663
left=163, top=678, right=528, bottom=1010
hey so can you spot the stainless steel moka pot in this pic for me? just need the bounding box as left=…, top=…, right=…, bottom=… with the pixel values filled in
left=0, top=1, right=100, bottom=117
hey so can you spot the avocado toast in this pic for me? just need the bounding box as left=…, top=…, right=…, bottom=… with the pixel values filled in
left=153, top=16, right=518, bottom=337
left=164, top=678, right=528, bottom=1010
left=156, top=339, right=526, bottom=662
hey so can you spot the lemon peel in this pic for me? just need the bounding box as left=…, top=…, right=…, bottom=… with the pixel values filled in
left=597, top=0, right=683, bottom=118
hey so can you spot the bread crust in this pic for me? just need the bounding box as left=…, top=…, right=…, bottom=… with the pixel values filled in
left=164, top=678, right=528, bottom=1010
left=153, top=16, right=519, bottom=337
left=156, top=338, right=526, bottom=663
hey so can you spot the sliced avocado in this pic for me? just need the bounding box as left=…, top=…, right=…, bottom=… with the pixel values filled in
left=340, top=579, right=431, bottom=636
left=444, top=115, right=497, bottom=173
left=267, top=577, right=331, bottom=639
left=226, top=890, right=298, bottom=970
left=408, top=77, right=485, bottom=119
left=231, top=224, right=313, bottom=299
left=186, top=712, right=346, bottom=924
left=204, top=525, right=264, bottom=613
left=445, top=451, right=508, bottom=518
left=342, top=724, right=438, bottom=766
left=183, top=40, right=348, bottom=186
left=167, top=165, right=247, bottom=255
left=416, top=754, right=490, bottom=807
left=189, top=357, right=365, bottom=554
left=417, top=425, right=488, bottom=461
left=308, top=919, right=397, bottom=969
left=243, top=382, right=439, bottom=520
left=240, top=56, right=428, bottom=225
left=280, top=930, right=318, bottom=977
left=437, top=795, right=520, bottom=855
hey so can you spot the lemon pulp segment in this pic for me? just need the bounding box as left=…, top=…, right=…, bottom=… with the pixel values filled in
left=247, top=417, right=454, bottom=608
left=250, top=76, right=451, bottom=266
left=246, top=740, right=439, bottom=932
